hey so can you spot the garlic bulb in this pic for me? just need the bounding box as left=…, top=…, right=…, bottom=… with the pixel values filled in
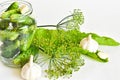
left=80, top=35, right=99, bottom=52
left=97, top=52, right=108, bottom=59
left=21, top=55, right=41, bottom=80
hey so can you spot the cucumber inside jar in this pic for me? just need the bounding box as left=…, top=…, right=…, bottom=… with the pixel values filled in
left=18, top=24, right=36, bottom=51
left=0, top=1, right=35, bottom=67
left=1, top=35, right=20, bottom=58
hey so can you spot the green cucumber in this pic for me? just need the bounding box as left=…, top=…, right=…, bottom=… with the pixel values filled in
left=6, top=2, right=19, bottom=11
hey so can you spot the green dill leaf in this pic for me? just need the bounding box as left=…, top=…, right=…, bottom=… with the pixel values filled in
left=63, top=30, right=120, bottom=46
left=90, top=33, right=120, bottom=46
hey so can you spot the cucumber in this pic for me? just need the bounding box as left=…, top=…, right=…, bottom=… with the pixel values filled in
left=20, top=29, right=35, bottom=51
left=1, top=9, right=21, bottom=19
left=1, top=40, right=20, bottom=58
left=0, top=20, right=9, bottom=30
left=6, top=2, right=19, bottom=11
left=10, top=14, right=35, bottom=25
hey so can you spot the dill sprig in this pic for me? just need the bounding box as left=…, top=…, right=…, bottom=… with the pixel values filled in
left=38, top=9, right=84, bottom=30
left=33, top=28, right=84, bottom=79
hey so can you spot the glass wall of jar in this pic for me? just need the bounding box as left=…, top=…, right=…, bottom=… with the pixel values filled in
left=0, top=0, right=36, bottom=68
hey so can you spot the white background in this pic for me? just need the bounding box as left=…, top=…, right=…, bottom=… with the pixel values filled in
left=0, top=0, right=120, bottom=80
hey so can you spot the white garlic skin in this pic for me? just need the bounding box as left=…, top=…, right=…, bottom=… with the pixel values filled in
left=0, top=41, right=3, bottom=46
left=20, top=5, right=29, bottom=14
left=80, top=35, right=99, bottom=52
left=21, top=55, right=41, bottom=80
left=0, top=41, right=3, bottom=54
left=97, top=52, right=108, bottom=59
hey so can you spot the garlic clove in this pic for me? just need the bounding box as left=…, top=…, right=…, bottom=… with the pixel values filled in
left=20, top=5, right=29, bottom=14
left=21, top=55, right=41, bottom=80
left=0, top=41, right=3, bottom=46
left=80, top=35, right=99, bottom=52
left=97, top=52, right=109, bottom=60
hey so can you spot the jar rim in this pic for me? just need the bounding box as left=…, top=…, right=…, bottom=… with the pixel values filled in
left=0, top=0, right=33, bottom=15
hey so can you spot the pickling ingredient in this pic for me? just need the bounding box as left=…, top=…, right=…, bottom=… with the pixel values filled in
left=38, top=9, right=84, bottom=30
left=20, top=5, right=29, bottom=14
left=21, top=55, right=41, bottom=80
left=0, top=41, right=3, bottom=46
left=1, top=9, right=21, bottom=19
left=6, top=2, right=19, bottom=11
left=0, top=31, right=19, bottom=41
left=1, top=2, right=20, bottom=19
left=13, top=45, right=39, bottom=67
left=0, top=19, right=9, bottom=30
left=1, top=40, right=20, bottom=58
left=19, top=25, right=36, bottom=51
left=0, top=2, right=20, bottom=30
left=80, top=35, right=99, bottom=52
left=0, top=1, right=120, bottom=80
left=97, top=52, right=108, bottom=60
left=10, top=14, right=35, bottom=25
left=79, top=48, right=108, bottom=62
left=33, top=28, right=84, bottom=79
left=0, top=1, right=36, bottom=64
left=58, top=9, right=84, bottom=30
left=33, top=28, right=117, bottom=79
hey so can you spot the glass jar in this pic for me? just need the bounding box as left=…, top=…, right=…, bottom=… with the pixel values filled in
left=0, top=0, right=36, bottom=68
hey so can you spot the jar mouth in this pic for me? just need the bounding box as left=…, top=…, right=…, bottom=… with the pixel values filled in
left=0, top=0, right=33, bottom=15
